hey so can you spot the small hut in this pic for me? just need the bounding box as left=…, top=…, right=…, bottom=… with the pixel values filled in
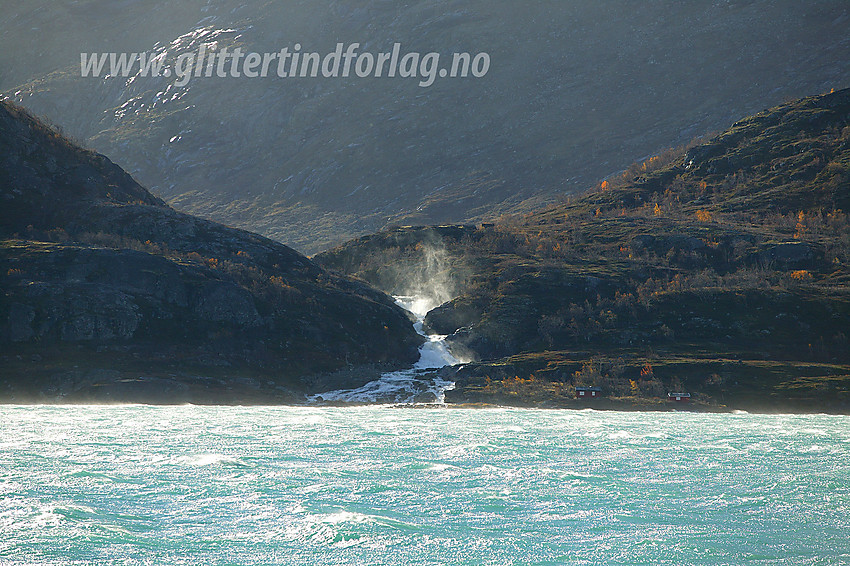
left=575, top=386, right=602, bottom=399
left=667, top=392, right=691, bottom=402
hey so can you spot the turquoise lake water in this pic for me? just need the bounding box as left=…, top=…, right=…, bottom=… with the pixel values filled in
left=0, top=406, right=848, bottom=565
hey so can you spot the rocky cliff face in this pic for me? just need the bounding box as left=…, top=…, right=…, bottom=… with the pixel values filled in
left=3, top=0, right=849, bottom=252
left=0, top=101, right=422, bottom=403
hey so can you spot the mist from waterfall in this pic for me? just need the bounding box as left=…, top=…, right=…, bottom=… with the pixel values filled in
left=310, top=243, right=466, bottom=404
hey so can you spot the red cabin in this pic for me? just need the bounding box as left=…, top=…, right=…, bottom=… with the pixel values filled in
left=667, top=392, right=691, bottom=402
left=576, top=386, right=602, bottom=399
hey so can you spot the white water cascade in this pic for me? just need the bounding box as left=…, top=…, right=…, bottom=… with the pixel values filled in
left=309, top=295, right=462, bottom=404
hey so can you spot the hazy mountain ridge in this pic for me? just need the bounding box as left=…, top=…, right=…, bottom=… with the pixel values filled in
left=3, top=0, right=849, bottom=252
left=0, top=100, right=422, bottom=403
left=316, top=89, right=850, bottom=412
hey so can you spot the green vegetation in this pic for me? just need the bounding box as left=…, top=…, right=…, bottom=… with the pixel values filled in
left=317, top=89, right=850, bottom=413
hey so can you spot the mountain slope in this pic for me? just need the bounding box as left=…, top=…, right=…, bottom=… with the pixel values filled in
left=316, top=89, right=850, bottom=413
left=4, top=0, right=849, bottom=252
left=0, top=100, right=422, bottom=403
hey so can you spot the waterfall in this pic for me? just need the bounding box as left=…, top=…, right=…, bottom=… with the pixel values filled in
left=308, top=295, right=461, bottom=405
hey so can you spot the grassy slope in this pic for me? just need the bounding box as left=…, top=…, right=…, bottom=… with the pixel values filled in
left=316, top=89, right=850, bottom=412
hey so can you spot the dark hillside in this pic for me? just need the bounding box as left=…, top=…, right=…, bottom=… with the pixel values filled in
left=4, top=0, right=848, bottom=252
left=316, top=89, right=850, bottom=412
left=0, top=101, right=422, bottom=403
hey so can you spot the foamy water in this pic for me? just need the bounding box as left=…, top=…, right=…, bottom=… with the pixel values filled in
left=310, top=296, right=461, bottom=405
left=1, top=407, right=848, bottom=565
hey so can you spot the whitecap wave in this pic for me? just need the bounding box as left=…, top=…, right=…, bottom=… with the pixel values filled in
left=174, top=454, right=250, bottom=467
